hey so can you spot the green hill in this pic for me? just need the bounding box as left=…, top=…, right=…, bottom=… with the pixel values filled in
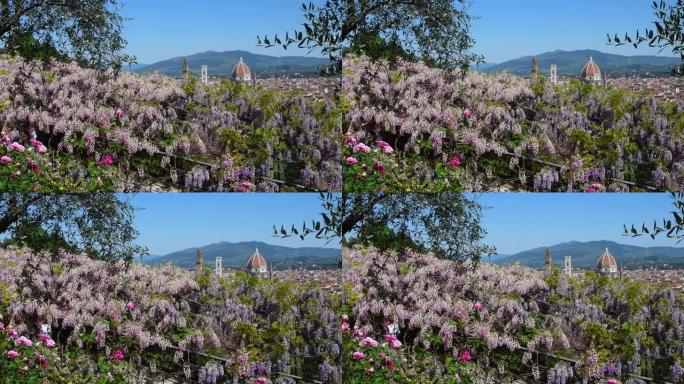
left=483, top=49, right=681, bottom=77
left=144, top=241, right=341, bottom=270
left=134, top=50, right=331, bottom=78
left=495, top=240, right=684, bottom=269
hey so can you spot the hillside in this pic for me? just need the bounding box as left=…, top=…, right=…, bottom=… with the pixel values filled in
left=482, top=49, right=681, bottom=77
left=145, top=241, right=341, bottom=270
left=134, top=50, right=330, bottom=78
left=494, top=240, right=684, bottom=269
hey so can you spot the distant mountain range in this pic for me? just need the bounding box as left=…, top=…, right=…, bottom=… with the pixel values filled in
left=144, top=241, right=341, bottom=270
left=481, top=50, right=681, bottom=77
left=132, top=50, right=331, bottom=78
left=494, top=241, right=684, bottom=269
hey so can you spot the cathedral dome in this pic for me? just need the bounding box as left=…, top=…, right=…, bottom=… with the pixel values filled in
left=596, top=247, right=617, bottom=271
left=232, top=57, right=251, bottom=81
left=581, top=57, right=601, bottom=81
left=246, top=248, right=267, bottom=269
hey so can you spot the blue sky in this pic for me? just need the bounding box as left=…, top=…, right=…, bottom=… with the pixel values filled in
left=124, top=193, right=678, bottom=257
left=124, top=193, right=339, bottom=255
left=470, top=0, right=679, bottom=63
left=476, top=193, right=679, bottom=255
left=120, top=0, right=679, bottom=64
left=121, top=0, right=322, bottom=63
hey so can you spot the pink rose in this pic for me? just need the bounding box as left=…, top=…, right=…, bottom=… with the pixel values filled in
left=8, top=329, right=18, bottom=338
left=459, top=350, right=472, bottom=363
left=253, top=378, right=268, bottom=384
left=473, top=302, right=484, bottom=311
left=375, top=140, right=394, bottom=154
left=111, top=349, right=124, bottom=361
left=341, top=314, right=349, bottom=322
left=353, top=143, right=371, bottom=153
left=586, top=183, right=602, bottom=193
left=30, top=140, right=47, bottom=154
left=360, top=337, right=379, bottom=347
left=1, top=155, right=12, bottom=164
left=346, top=135, right=357, bottom=146
left=352, top=329, right=364, bottom=340
left=463, top=109, right=473, bottom=119
left=101, top=154, right=113, bottom=167
left=341, top=322, right=350, bottom=332
left=352, top=351, right=365, bottom=360
left=346, top=157, right=359, bottom=165
left=606, top=380, right=619, bottom=384
left=7, top=350, right=19, bottom=359
left=45, top=339, right=55, bottom=348
left=8, top=142, right=25, bottom=152
left=16, top=336, right=32, bottom=347
left=237, top=181, right=253, bottom=192
left=0, top=322, right=4, bottom=330
left=383, top=335, right=402, bottom=348
left=448, top=155, right=462, bottom=168
left=115, top=108, right=125, bottom=118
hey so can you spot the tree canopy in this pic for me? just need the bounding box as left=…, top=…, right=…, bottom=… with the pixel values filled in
left=0, top=194, right=146, bottom=262
left=258, top=0, right=482, bottom=71
left=275, top=193, right=494, bottom=266
left=0, top=0, right=133, bottom=69
left=608, top=0, right=684, bottom=76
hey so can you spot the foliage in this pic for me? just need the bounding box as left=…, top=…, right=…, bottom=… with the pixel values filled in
left=0, top=136, right=117, bottom=192
left=0, top=193, right=144, bottom=263
left=608, top=0, right=684, bottom=76
left=0, top=55, right=342, bottom=192
left=343, top=246, right=684, bottom=383
left=0, top=0, right=133, bottom=70
left=0, top=247, right=342, bottom=383
left=258, top=0, right=482, bottom=71
left=343, top=54, right=684, bottom=192
left=625, top=192, right=684, bottom=243
left=276, top=193, right=493, bottom=266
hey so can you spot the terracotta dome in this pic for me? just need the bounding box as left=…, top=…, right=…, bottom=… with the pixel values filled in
left=246, top=248, right=267, bottom=269
left=581, top=57, right=601, bottom=79
left=232, top=57, right=251, bottom=78
left=596, top=248, right=617, bottom=269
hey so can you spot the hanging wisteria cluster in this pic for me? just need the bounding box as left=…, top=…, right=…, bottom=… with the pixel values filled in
left=0, top=55, right=342, bottom=192
left=343, top=55, right=684, bottom=192
left=342, top=246, right=684, bottom=383
left=0, top=247, right=341, bottom=383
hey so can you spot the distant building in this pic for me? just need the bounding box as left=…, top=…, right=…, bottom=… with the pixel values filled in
left=564, top=256, right=572, bottom=276
left=550, top=65, right=558, bottom=85
left=215, top=256, right=223, bottom=277
left=545, top=248, right=553, bottom=273
left=246, top=248, right=268, bottom=277
left=232, top=57, right=252, bottom=85
left=596, top=247, right=618, bottom=277
left=201, top=65, right=209, bottom=85
left=581, top=57, right=602, bottom=84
